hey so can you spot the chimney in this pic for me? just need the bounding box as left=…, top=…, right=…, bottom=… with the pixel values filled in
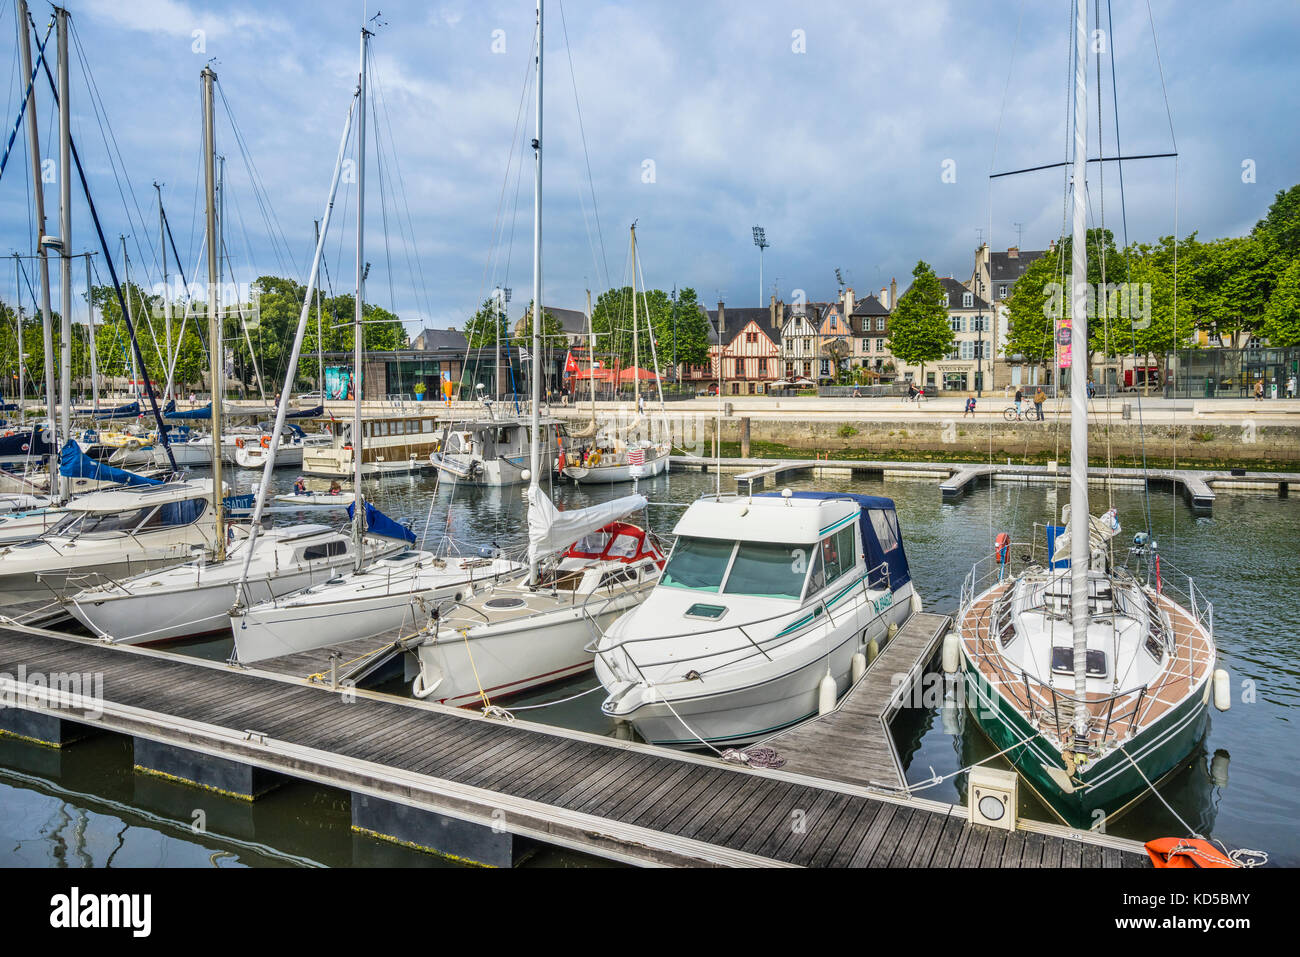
left=716, top=300, right=725, bottom=339
left=844, top=286, right=855, bottom=317
left=880, top=286, right=888, bottom=309
left=890, top=277, right=897, bottom=310
left=1007, top=246, right=1020, bottom=259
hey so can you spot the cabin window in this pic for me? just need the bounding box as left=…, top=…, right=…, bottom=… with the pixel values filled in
left=804, top=549, right=826, bottom=596
left=661, top=537, right=734, bottom=592
left=818, top=526, right=857, bottom=587
left=51, top=507, right=152, bottom=536
left=1050, top=647, right=1108, bottom=679
left=685, top=603, right=727, bottom=620
left=302, top=540, right=348, bottom=561
left=422, top=419, right=433, bottom=433
left=723, top=542, right=809, bottom=600
left=606, top=534, right=641, bottom=559
left=868, top=509, right=900, bottom=553
left=151, top=498, right=208, bottom=528
left=599, top=567, right=639, bottom=588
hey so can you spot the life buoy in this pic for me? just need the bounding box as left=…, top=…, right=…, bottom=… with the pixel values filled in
left=994, top=533, right=1010, bottom=564
left=557, top=452, right=566, bottom=472
left=236, top=437, right=245, bottom=449
left=260, top=434, right=271, bottom=449
left=1145, top=838, right=1236, bottom=868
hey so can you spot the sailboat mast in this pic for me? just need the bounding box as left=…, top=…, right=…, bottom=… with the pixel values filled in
left=1068, top=0, right=1090, bottom=732
left=158, top=183, right=173, bottom=402
left=314, top=219, right=322, bottom=394
left=55, top=6, right=71, bottom=503
left=202, top=65, right=225, bottom=561
left=528, top=0, right=544, bottom=585
left=587, top=287, right=595, bottom=420
left=86, top=253, right=97, bottom=413
left=13, top=255, right=23, bottom=415
left=16, top=0, right=58, bottom=495
left=631, top=225, right=639, bottom=413
left=353, top=27, right=370, bottom=571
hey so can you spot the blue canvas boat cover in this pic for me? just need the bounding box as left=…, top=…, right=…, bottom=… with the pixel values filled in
left=758, top=490, right=911, bottom=589
left=165, top=403, right=210, bottom=420
left=347, top=500, right=416, bottom=544
left=59, top=442, right=162, bottom=487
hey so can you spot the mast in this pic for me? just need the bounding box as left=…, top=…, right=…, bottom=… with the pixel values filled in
left=202, top=65, right=225, bottom=560
left=586, top=287, right=595, bottom=421
left=157, top=182, right=173, bottom=403
left=55, top=5, right=71, bottom=502
left=631, top=224, right=639, bottom=414
left=352, top=26, right=369, bottom=571
left=85, top=252, right=96, bottom=413
left=1068, top=0, right=1090, bottom=734
left=122, top=237, right=136, bottom=398
left=527, top=0, right=543, bottom=586
left=17, top=0, right=58, bottom=494
left=314, top=219, right=322, bottom=394
left=13, top=255, right=23, bottom=417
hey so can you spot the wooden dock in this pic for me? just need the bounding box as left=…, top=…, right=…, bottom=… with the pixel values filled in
left=763, top=612, right=949, bottom=790
left=0, top=620, right=1148, bottom=868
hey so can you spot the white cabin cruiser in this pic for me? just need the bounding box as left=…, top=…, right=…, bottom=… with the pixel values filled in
left=0, top=480, right=219, bottom=603
left=430, top=415, right=560, bottom=487
left=230, top=546, right=524, bottom=663
left=234, top=424, right=331, bottom=469
left=65, top=521, right=404, bottom=645
left=409, top=488, right=664, bottom=706
left=595, top=491, right=917, bottom=747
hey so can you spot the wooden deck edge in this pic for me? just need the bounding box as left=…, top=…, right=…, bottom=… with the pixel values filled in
left=0, top=676, right=795, bottom=869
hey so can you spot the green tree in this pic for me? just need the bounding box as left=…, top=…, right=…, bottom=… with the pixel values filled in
left=888, top=261, right=954, bottom=383
left=672, top=287, right=711, bottom=367
left=1262, top=256, right=1300, bottom=347
left=463, top=297, right=507, bottom=349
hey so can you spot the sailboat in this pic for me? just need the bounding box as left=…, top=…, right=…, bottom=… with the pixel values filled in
left=561, top=226, right=670, bottom=484
left=409, top=0, right=664, bottom=706
left=66, top=63, right=402, bottom=646
left=954, top=1, right=1225, bottom=829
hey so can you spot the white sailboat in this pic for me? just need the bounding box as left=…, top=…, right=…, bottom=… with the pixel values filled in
left=595, top=492, right=917, bottom=746
left=65, top=64, right=402, bottom=645
left=409, top=1, right=663, bottom=706
left=954, top=0, right=1225, bottom=829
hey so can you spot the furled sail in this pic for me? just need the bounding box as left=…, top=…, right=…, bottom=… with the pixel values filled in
left=526, top=484, right=647, bottom=565
left=59, top=442, right=162, bottom=488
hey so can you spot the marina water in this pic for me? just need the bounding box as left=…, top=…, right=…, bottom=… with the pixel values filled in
left=2, top=465, right=1295, bottom=865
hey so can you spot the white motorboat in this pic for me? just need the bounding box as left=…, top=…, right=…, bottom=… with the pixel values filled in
left=66, top=522, right=404, bottom=645
left=229, top=547, right=524, bottom=663
left=409, top=488, right=663, bottom=706
left=595, top=491, right=917, bottom=746
left=233, top=425, right=331, bottom=469
left=0, top=479, right=219, bottom=602
left=562, top=439, right=669, bottom=484
left=429, top=415, right=559, bottom=487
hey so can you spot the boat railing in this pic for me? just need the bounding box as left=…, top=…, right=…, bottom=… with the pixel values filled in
left=1016, top=666, right=1149, bottom=750
left=959, top=540, right=1041, bottom=613
left=590, top=561, right=893, bottom=685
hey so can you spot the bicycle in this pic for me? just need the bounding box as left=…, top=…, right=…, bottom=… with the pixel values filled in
left=1003, top=406, right=1030, bottom=421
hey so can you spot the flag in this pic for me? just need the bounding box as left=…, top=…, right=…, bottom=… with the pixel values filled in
left=564, top=350, right=577, bottom=378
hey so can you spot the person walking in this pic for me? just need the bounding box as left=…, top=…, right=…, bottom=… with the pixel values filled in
left=1255, top=380, right=1264, bottom=401
left=1014, top=387, right=1024, bottom=419
left=1033, top=387, right=1046, bottom=420
left=964, top=396, right=976, bottom=417
left=1087, top=377, right=1096, bottom=400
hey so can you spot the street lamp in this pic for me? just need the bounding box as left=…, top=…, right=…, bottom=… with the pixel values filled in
left=752, top=226, right=768, bottom=307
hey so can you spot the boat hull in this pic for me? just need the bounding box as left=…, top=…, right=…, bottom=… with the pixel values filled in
left=603, top=585, right=913, bottom=747
left=960, top=652, right=1211, bottom=829
left=563, top=453, right=667, bottom=484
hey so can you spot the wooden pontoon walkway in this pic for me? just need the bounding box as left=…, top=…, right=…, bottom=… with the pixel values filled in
left=763, top=613, right=950, bottom=790
left=0, top=622, right=1147, bottom=868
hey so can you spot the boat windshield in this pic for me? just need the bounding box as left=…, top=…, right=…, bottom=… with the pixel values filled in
left=48, top=506, right=153, bottom=538
left=723, top=542, right=809, bottom=600
left=661, top=537, right=733, bottom=592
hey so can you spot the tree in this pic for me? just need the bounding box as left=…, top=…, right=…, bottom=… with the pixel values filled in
left=673, top=287, right=711, bottom=367
left=463, top=297, right=507, bottom=350
left=887, top=261, right=954, bottom=383
left=821, top=338, right=851, bottom=380
left=1262, top=256, right=1300, bottom=347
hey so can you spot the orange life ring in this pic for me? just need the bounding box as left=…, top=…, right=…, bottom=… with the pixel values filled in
left=260, top=434, right=271, bottom=449
left=1145, top=837, right=1236, bottom=868
left=235, top=437, right=245, bottom=448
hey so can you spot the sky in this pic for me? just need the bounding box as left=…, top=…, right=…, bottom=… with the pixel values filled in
left=2, top=0, right=1297, bottom=336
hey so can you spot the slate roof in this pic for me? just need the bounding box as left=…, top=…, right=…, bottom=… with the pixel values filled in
left=412, top=327, right=469, bottom=352
left=850, top=294, right=890, bottom=317
left=939, top=277, right=991, bottom=310
left=988, top=248, right=1049, bottom=283
left=706, top=306, right=784, bottom=347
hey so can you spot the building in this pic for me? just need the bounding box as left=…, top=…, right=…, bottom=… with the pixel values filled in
left=968, top=243, right=1053, bottom=388
left=893, top=277, right=993, bottom=392
left=706, top=300, right=783, bottom=394
left=327, top=325, right=469, bottom=401
left=780, top=299, right=828, bottom=382
left=849, top=287, right=893, bottom=377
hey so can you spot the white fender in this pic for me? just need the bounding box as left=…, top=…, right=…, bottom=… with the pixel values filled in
left=1213, top=668, right=1231, bottom=712
left=942, top=632, right=961, bottom=674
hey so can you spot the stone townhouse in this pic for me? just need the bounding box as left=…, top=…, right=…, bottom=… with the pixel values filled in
left=894, top=276, right=994, bottom=392
left=967, top=243, right=1053, bottom=389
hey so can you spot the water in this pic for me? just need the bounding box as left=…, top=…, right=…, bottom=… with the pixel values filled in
left=2, top=463, right=1296, bottom=865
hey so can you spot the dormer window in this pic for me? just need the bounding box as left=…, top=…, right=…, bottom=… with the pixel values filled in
left=942, top=293, right=950, bottom=307
left=962, top=292, right=974, bottom=308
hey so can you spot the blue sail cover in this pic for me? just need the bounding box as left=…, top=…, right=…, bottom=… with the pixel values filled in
left=165, top=403, right=211, bottom=420
left=287, top=405, right=324, bottom=419
left=347, top=501, right=416, bottom=544
left=0, top=427, right=54, bottom=458
left=72, top=400, right=141, bottom=419
left=758, top=491, right=911, bottom=590
left=59, top=442, right=162, bottom=487
left=1045, top=524, right=1069, bottom=569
